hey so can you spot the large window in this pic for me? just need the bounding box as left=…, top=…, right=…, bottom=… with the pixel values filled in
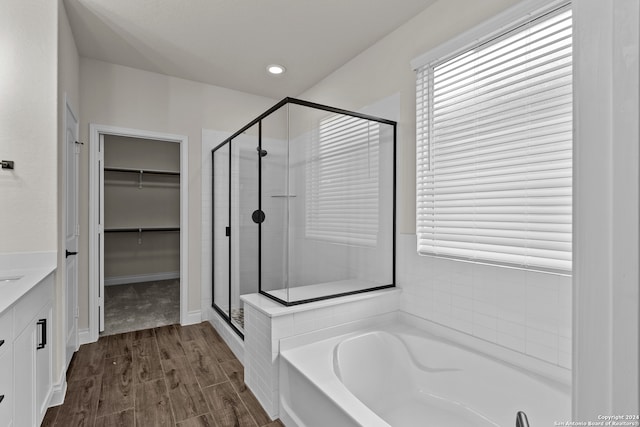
left=415, top=3, right=572, bottom=273
left=306, top=114, right=380, bottom=247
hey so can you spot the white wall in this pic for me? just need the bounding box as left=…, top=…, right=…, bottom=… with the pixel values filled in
left=572, top=0, right=639, bottom=417
left=0, top=0, right=58, bottom=253
left=78, top=59, right=275, bottom=330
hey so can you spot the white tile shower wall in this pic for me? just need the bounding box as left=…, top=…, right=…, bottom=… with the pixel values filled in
left=244, top=305, right=276, bottom=416
left=397, top=233, right=572, bottom=369
left=243, top=290, right=400, bottom=419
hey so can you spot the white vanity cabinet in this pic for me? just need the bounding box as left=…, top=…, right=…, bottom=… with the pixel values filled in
left=0, top=308, right=14, bottom=427
left=0, top=272, right=54, bottom=427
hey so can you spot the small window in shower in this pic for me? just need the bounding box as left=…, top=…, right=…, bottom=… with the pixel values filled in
left=305, top=115, right=380, bottom=247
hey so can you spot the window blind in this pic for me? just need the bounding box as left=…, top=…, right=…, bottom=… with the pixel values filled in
left=306, top=114, right=380, bottom=247
left=416, top=5, right=572, bottom=273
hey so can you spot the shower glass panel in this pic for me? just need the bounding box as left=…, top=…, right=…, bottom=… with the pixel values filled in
left=212, top=97, right=395, bottom=325
left=212, top=142, right=230, bottom=322
left=260, top=107, right=289, bottom=297
left=229, top=123, right=259, bottom=331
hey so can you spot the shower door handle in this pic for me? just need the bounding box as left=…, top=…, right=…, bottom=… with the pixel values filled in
left=252, top=210, right=265, bottom=224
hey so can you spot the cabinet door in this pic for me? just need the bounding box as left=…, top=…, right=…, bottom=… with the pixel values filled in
left=13, top=323, right=36, bottom=427
left=35, top=303, right=52, bottom=425
left=0, top=349, right=12, bottom=427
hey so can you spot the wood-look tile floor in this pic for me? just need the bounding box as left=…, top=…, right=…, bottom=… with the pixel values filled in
left=42, top=322, right=284, bottom=427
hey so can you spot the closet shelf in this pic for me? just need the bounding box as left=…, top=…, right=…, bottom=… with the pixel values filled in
left=104, top=166, right=180, bottom=176
left=104, top=227, right=180, bottom=233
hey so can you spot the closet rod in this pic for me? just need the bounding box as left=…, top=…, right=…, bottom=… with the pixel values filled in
left=104, top=227, right=180, bottom=233
left=104, top=166, right=180, bottom=176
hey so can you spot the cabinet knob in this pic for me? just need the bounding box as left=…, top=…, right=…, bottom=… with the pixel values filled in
left=0, top=339, right=4, bottom=348
left=0, top=395, right=4, bottom=404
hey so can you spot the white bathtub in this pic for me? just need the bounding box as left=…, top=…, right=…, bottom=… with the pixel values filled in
left=279, top=313, right=570, bottom=427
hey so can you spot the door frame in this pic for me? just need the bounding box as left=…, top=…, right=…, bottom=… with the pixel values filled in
left=89, top=124, right=189, bottom=342
left=63, top=94, right=79, bottom=364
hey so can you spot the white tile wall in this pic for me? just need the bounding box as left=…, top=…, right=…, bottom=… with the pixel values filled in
left=244, top=306, right=277, bottom=416
left=397, top=233, right=572, bottom=369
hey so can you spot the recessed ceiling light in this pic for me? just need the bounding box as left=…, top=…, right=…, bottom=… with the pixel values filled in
left=267, top=64, right=286, bottom=75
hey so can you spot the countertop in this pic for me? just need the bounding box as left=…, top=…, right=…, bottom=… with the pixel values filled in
left=0, top=251, right=56, bottom=314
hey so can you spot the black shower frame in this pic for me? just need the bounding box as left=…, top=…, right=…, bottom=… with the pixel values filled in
left=211, top=97, right=397, bottom=337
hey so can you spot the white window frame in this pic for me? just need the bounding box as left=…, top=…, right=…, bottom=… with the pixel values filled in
left=412, top=0, right=572, bottom=274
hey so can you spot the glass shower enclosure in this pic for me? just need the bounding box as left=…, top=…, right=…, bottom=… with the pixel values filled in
left=212, top=98, right=396, bottom=335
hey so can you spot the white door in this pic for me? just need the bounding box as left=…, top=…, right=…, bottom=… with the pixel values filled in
left=98, top=133, right=105, bottom=332
left=64, top=100, right=79, bottom=367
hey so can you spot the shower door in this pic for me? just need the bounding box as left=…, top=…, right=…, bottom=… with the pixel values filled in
left=212, top=142, right=231, bottom=330
left=212, top=124, right=260, bottom=335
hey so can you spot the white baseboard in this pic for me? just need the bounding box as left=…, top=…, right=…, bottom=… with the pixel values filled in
left=78, top=328, right=92, bottom=345
left=49, top=367, right=68, bottom=407
left=182, top=310, right=202, bottom=326
left=104, top=271, right=180, bottom=286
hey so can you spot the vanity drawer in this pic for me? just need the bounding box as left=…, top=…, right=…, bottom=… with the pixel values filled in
left=0, top=349, right=12, bottom=426
left=0, top=310, right=12, bottom=358
left=13, top=273, right=53, bottom=337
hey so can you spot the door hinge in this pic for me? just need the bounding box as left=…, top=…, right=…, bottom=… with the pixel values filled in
left=76, top=223, right=80, bottom=236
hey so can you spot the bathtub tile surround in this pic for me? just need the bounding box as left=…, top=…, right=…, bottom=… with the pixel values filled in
left=242, top=289, right=401, bottom=418
left=397, top=233, right=572, bottom=369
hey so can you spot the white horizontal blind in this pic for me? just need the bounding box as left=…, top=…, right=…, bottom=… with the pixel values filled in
left=306, top=114, right=380, bottom=247
left=416, top=5, right=572, bottom=272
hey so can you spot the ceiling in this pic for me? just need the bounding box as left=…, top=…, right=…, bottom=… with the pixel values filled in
left=64, top=0, right=437, bottom=99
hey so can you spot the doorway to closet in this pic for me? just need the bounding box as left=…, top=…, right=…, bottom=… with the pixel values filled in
left=89, top=125, right=189, bottom=342
left=103, top=135, right=180, bottom=335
